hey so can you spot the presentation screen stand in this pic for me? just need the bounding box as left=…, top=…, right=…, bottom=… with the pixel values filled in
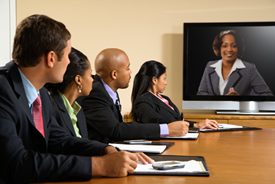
left=216, top=101, right=275, bottom=115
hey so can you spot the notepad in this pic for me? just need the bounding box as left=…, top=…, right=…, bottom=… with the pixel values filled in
left=109, top=143, right=167, bottom=154
left=219, top=124, right=243, bottom=128
left=132, top=155, right=209, bottom=176
left=200, top=124, right=242, bottom=132
left=200, top=123, right=261, bottom=132
left=134, top=160, right=206, bottom=175
left=162, top=133, right=199, bottom=140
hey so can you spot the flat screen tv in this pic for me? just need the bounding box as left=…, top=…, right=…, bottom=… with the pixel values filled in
left=183, top=22, right=275, bottom=115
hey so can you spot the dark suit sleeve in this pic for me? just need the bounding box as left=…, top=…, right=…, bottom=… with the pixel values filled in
left=134, top=94, right=195, bottom=127
left=0, top=81, right=106, bottom=183
left=78, top=80, right=160, bottom=142
left=47, top=116, right=107, bottom=156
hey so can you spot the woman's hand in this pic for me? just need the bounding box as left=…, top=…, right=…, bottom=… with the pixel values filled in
left=103, top=146, right=154, bottom=165
left=226, top=87, right=239, bottom=96
left=134, top=152, right=155, bottom=164
left=194, top=119, right=220, bottom=130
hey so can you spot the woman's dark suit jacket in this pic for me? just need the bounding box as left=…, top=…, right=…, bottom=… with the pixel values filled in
left=134, top=92, right=195, bottom=127
left=50, top=91, right=88, bottom=138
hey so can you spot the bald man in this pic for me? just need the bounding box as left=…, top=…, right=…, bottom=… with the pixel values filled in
left=77, top=48, right=189, bottom=143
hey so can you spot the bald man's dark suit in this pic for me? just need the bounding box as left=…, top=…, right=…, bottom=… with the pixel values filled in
left=77, top=75, right=161, bottom=143
left=0, top=61, right=107, bottom=184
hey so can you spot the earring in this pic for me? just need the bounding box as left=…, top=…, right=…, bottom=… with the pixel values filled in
left=78, top=85, right=82, bottom=93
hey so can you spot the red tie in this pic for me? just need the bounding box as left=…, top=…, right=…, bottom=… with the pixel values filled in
left=33, top=95, right=45, bottom=137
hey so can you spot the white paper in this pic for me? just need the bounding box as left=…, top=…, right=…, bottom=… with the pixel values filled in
left=200, top=123, right=243, bottom=132
left=219, top=124, right=243, bottom=128
left=134, top=160, right=206, bottom=174
left=109, top=143, right=167, bottom=153
left=164, top=133, right=199, bottom=139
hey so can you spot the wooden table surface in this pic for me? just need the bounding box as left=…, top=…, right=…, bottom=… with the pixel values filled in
left=38, top=129, right=275, bottom=184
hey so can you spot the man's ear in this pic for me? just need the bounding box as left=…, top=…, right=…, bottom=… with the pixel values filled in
left=46, top=51, right=56, bottom=68
left=111, top=70, right=117, bottom=80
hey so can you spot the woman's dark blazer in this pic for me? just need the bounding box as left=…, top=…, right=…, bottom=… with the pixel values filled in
left=134, top=92, right=195, bottom=127
left=50, top=91, right=88, bottom=138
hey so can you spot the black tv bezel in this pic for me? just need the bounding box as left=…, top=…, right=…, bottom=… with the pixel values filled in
left=183, top=21, right=275, bottom=102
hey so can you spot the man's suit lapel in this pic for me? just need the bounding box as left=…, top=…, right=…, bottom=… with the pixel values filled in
left=95, top=75, right=123, bottom=121
left=6, top=61, right=47, bottom=140
left=94, top=75, right=114, bottom=103
left=115, top=92, right=123, bottom=122
left=52, top=92, right=76, bottom=137
left=7, top=62, right=35, bottom=127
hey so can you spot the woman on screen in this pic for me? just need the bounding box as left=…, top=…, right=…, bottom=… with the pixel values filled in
left=130, top=60, right=219, bottom=129
left=197, top=30, right=273, bottom=96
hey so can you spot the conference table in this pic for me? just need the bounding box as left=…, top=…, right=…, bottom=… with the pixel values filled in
left=38, top=128, right=275, bottom=184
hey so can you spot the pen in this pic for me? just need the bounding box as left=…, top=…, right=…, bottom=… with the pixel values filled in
left=181, top=112, right=195, bottom=132
left=180, top=112, right=184, bottom=120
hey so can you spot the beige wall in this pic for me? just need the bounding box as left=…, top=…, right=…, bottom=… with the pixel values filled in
left=16, top=0, right=275, bottom=114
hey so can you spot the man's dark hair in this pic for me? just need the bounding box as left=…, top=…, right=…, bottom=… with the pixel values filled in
left=12, top=14, right=71, bottom=67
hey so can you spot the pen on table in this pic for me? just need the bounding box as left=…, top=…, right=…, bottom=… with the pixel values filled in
left=181, top=112, right=192, bottom=133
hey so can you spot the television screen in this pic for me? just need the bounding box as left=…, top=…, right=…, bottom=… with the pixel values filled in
left=183, top=22, right=275, bottom=114
left=183, top=22, right=275, bottom=101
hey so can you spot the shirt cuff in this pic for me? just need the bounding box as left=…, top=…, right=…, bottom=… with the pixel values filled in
left=159, top=124, right=169, bottom=137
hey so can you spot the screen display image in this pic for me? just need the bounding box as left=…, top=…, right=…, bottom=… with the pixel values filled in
left=183, top=22, right=275, bottom=114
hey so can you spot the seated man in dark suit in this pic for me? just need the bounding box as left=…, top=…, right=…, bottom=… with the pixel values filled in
left=0, top=14, right=152, bottom=184
left=77, top=48, right=189, bottom=143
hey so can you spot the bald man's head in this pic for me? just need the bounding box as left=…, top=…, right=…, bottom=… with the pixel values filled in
left=95, top=48, right=132, bottom=91
left=95, top=48, right=128, bottom=78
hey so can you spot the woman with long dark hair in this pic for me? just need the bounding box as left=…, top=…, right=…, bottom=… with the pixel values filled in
left=131, top=60, right=219, bottom=130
